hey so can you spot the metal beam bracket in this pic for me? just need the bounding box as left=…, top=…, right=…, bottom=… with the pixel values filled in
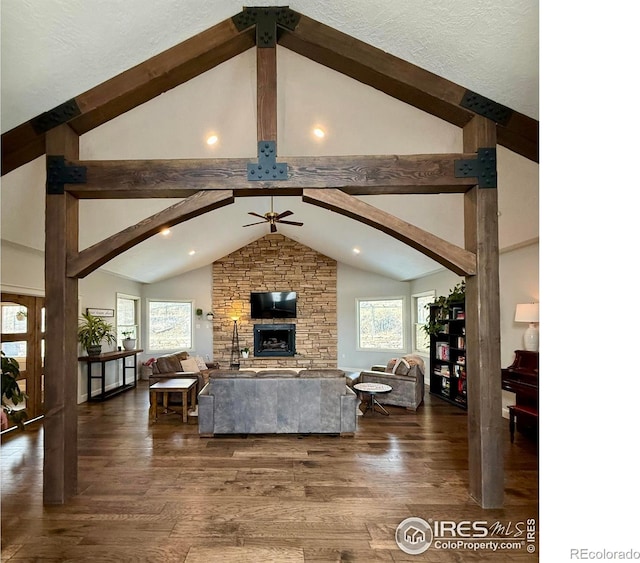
left=31, top=99, right=81, bottom=135
left=46, top=155, right=86, bottom=194
left=247, top=141, right=288, bottom=181
left=455, top=148, right=497, bottom=188
left=460, top=90, right=512, bottom=126
left=232, top=7, right=300, bottom=47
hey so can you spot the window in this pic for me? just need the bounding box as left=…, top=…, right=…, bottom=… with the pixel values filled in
left=117, top=294, right=139, bottom=341
left=148, top=300, right=193, bottom=351
left=357, top=297, right=405, bottom=351
left=412, top=290, right=436, bottom=353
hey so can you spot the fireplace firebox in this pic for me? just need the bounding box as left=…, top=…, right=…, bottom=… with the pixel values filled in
left=253, top=324, right=296, bottom=357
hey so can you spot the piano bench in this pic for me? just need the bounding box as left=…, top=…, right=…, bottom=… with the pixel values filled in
left=508, top=405, right=539, bottom=443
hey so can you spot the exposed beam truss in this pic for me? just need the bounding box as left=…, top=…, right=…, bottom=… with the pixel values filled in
left=1, top=9, right=538, bottom=176
left=303, top=189, right=476, bottom=276
left=56, top=153, right=478, bottom=199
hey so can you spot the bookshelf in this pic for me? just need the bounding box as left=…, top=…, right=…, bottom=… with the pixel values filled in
left=429, top=302, right=467, bottom=409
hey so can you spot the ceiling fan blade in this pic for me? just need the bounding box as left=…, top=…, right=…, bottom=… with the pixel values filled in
left=276, top=210, right=294, bottom=220
left=247, top=212, right=266, bottom=219
left=242, top=220, right=268, bottom=227
left=277, top=220, right=304, bottom=226
left=270, top=222, right=277, bottom=233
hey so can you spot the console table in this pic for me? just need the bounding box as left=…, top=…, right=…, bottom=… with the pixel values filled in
left=79, top=349, right=142, bottom=401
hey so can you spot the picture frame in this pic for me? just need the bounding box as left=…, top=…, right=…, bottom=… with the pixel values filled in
left=86, top=308, right=114, bottom=317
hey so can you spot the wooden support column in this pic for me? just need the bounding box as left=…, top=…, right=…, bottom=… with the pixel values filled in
left=44, top=124, right=79, bottom=504
left=463, top=116, right=504, bottom=508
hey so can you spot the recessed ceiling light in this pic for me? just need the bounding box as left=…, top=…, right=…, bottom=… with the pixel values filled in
left=313, top=127, right=325, bottom=139
left=353, top=247, right=361, bottom=254
left=206, top=134, right=218, bottom=145
left=188, top=250, right=196, bottom=256
left=160, top=228, right=171, bottom=236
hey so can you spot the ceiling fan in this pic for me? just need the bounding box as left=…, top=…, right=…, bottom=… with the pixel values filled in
left=242, top=197, right=304, bottom=233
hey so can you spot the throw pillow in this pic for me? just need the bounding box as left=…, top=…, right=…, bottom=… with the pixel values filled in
left=386, top=358, right=398, bottom=373
left=180, top=358, right=201, bottom=373
left=193, top=355, right=208, bottom=371
left=392, top=358, right=411, bottom=375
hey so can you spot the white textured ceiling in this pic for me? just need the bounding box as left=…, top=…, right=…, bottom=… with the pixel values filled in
left=0, top=0, right=539, bottom=284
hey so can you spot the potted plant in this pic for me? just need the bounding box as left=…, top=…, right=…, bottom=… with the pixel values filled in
left=121, top=330, right=137, bottom=351
left=206, top=312, right=214, bottom=321
left=195, top=308, right=203, bottom=317
left=241, top=347, right=250, bottom=359
left=423, top=281, right=466, bottom=336
left=1, top=351, right=28, bottom=430
left=77, top=312, right=116, bottom=356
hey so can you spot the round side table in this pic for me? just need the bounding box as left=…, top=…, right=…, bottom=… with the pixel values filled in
left=354, top=382, right=393, bottom=416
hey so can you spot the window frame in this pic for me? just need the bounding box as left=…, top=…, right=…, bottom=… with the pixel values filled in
left=411, top=290, right=436, bottom=355
left=146, top=298, right=195, bottom=353
left=355, top=296, right=407, bottom=353
left=116, top=293, right=140, bottom=342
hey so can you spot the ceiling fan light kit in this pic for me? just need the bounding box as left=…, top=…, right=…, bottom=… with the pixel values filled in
left=243, top=196, right=304, bottom=233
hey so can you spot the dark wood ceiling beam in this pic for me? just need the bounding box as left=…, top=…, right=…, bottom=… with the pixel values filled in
left=256, top=40, right=278, bottom=143
left=1, top=18, right=255, bottom=176
left=302, top=188, right=477, bottom=276
left=67, top=190, right=234, bottom=279
left=62, top=154, right=477, bottom=198
left=278, top=13, right=538, bottom=163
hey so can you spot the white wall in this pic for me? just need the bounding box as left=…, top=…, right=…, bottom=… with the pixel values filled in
left=78, top=270, right=143, bottom=402
left=1, top=242, right=144, bottom=403
left=337, top=263, right=411, bottom=369
left=141, top=265, right=214, bottom=363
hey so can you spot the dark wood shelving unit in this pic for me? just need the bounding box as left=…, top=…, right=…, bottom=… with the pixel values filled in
left=429, top=302, right=467, bottom=410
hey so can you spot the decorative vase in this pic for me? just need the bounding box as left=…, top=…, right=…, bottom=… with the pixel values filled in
left=241, top=351, right=249, bottom=359
left=122, top=338, right=137, bottom=351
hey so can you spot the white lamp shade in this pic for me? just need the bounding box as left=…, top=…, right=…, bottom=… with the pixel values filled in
left=514, top=303, right=539, bottom=323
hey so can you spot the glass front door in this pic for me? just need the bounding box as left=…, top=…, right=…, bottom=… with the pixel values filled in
left=1, top=293, right=46, bottom=426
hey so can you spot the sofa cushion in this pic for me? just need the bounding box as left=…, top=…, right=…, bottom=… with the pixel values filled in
left=298, top=369, right=345, bottom=378
left=193, top=355, right=208, bottom=371
left=180, top=357, right=201, bottom=373
left=256, top=370, right=299, bottom=377
left=209, top=369, right=257, bottom=378
left=156, top=351, right=188, bottom=373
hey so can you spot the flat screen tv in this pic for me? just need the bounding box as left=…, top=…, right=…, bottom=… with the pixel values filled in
left=250, top=291, right=297, bottom=319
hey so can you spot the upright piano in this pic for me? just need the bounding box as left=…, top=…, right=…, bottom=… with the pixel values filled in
left=501, top=350, right=539, bottom=441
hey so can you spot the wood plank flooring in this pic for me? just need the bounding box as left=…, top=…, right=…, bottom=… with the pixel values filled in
left=1, top=382, right=538, bottom=562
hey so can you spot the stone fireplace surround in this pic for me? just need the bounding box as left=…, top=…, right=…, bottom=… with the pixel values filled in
left=212, top=234, right=338, bottom=369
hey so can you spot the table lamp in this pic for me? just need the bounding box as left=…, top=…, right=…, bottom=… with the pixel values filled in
left=514, top=303, right=539, bottom=352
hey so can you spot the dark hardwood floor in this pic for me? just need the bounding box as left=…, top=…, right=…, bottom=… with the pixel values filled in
left=1, top=382, right=538, bottom=562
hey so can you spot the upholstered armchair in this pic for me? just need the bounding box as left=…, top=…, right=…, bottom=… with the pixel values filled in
left=358, top=355, right=425, bottom=411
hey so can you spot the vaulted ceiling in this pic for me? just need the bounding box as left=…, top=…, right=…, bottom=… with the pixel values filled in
left=0, top=1, right=539, bottom=284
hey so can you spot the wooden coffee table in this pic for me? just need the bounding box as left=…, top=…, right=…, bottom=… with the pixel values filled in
left=149, top=378, right=198, bottom=423
left=354, top=382, right=393, bottom=416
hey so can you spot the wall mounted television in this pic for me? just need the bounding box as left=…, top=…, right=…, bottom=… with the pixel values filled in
left=250, top=291, right=297, bottom=319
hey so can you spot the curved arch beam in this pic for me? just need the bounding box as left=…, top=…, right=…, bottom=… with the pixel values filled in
left=302, top=189, right=476, bottom=276
left=67, top=190, right=234, bottom=279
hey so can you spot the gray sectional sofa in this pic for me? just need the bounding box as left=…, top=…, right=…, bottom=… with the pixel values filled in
left=197, top=368, right=358, bottom=437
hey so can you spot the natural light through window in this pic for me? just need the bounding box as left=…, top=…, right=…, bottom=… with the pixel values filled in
left=357, top=297, right=405, bottom=351
left=413, top=290, right=436, bottom=353
left=148, top=300, right=193, bottom=351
